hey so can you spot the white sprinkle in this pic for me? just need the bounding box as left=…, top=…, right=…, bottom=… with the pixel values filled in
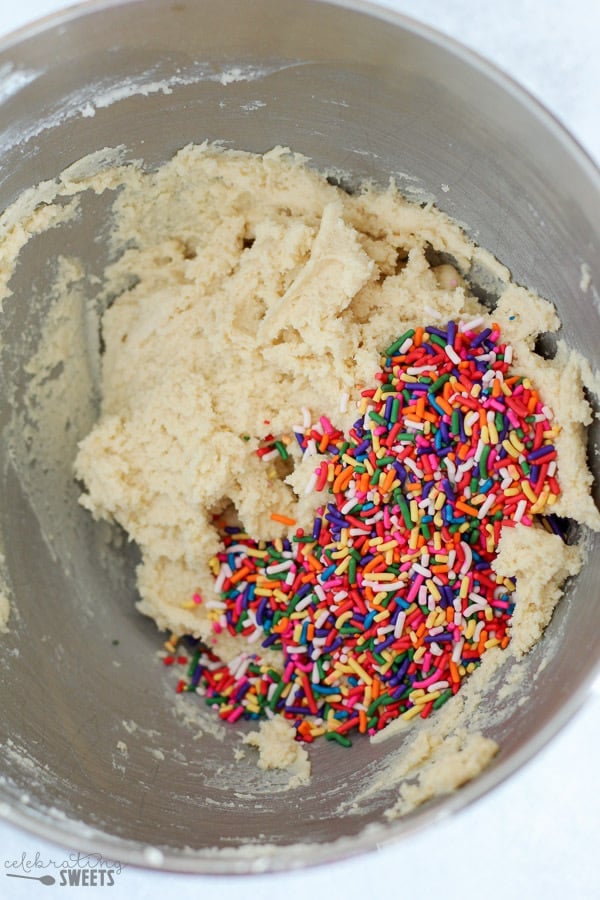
left=265, top=561, right=293, bottom=575
left=315, top=610, right=330, bottom=629
left=341, top=496, right=358, bottom=515
left=445, top=344, right=461, bottom=364
left=504, top=344, right=513, bottom=364
left=452, top=638, right=464, bottom=663
left=304, top=471, right=318, bottom=494
left=339, top=392, right=349, bottom=414
left=460, top=316, right=485, bottom=332
left=260, top=448, right=279, bottom=462
left=459, top=542, right=472, bottom=575
left=477, top=493, right=496, bottom=519
left=394, top=612, right=406, bottom=638
left=413, top=563, right=432, bottom=578
left=302, top=406, right=312, bottom=429
left=428, top=680, right=450, bottom=692
left=514, top=498, right=527, bottom=523
left=295, top=594, right=314, bottom=612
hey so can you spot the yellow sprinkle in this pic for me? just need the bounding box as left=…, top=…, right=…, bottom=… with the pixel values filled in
left=378, top=539, right=398, bottom=552
left=510, top=432, right=525, bottom=453
left=521, top=480, right=538, bottom=503
left=254, top=588, right=274, bottom=598
left=330, top=547, right=349, bottom=559
left=530, top=487, right=550, bottom=515
left=273, top=590, right=288, bottom=603
left=373, top=609, right=390, bottom=622
left=347, top=656, right=373, bottom=685
left=410, top=499, right=420, bottom=522
left=502, top=439, right=521, bottom=459
left=434, top=492, right=446, bottom=511
left=465, top=619, right=477, bottom=640
left=245, top=547, right=268, bottom=558
left=504, top=486, right=521, bottom=497
left=413, top=691, right=441, bottom=705
left=547, top=492, right=558, bottom=506
left=401, top=706, right=422, bottom=721
left=180, top=601, right=197, bottom=610
left=293, top=625, right=303, bottom=643
left=385, top=549, right=394, bottom=566
left=481, top=425, right=490, bottom=445
left=472, top=383, right=481, bottom=397
left=413, top=646, right=427, bottom=662
left=409, top=528, right=420, bottom=550
left=335, top=610, right=354, bottom=629
left=366, top=571, right=397, bottom=581
left=426, top=579, right=441, bottom=602
left=335, top=556, right=351, bottom=576
left=487, top=419, right=499, bottom=444
left=459, top=576, right=470, bottom=599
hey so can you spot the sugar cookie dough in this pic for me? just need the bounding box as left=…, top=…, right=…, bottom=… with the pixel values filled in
left=8, top=143, right=594, bottom=798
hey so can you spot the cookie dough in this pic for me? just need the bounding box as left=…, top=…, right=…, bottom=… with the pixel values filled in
left=74, top=146, right=598, bottom=673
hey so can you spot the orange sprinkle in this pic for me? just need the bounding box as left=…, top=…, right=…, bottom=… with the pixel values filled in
left=333, top=467, right=354, bottom=494
left=456, top=499, right=480, bottom=517
left=229, top=566, right=252, bottom=585
left=449, top=661, right=460, bottom=683
left=380, top=468, right=396, bottom=494
left=270, top=512, right=297, bottom=527
left=414, top=326, right=424, bottom=346
left=436, top=396, right=454, bottom=417
left=359, top=709, right=368, bottom=734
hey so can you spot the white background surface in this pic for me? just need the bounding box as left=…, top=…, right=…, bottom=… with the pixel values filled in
left=0, top=0, right=598, bottom=897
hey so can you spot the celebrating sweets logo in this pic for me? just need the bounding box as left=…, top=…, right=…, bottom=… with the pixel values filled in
left=4, top=851, right=124, bottom=886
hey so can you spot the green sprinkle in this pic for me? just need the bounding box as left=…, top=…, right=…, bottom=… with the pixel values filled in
left=385, top=329, right=415, bottom=356
left=326, top=731, right=352, bottom=748
left=429, top=373, right=451, bottom=393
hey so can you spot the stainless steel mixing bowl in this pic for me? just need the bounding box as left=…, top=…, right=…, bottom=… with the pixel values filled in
left=0, top=0, right=598, bottom=875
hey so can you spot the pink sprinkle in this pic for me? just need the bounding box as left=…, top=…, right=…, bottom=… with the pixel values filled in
left=227, top=707, right=244, bottom=723
left=412, top=667, right=445, bottom=689
left=406, top=574, right=425, bottom=604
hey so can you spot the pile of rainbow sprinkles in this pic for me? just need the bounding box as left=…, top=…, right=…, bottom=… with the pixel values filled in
left=165, top=319, right=562, bottom=747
